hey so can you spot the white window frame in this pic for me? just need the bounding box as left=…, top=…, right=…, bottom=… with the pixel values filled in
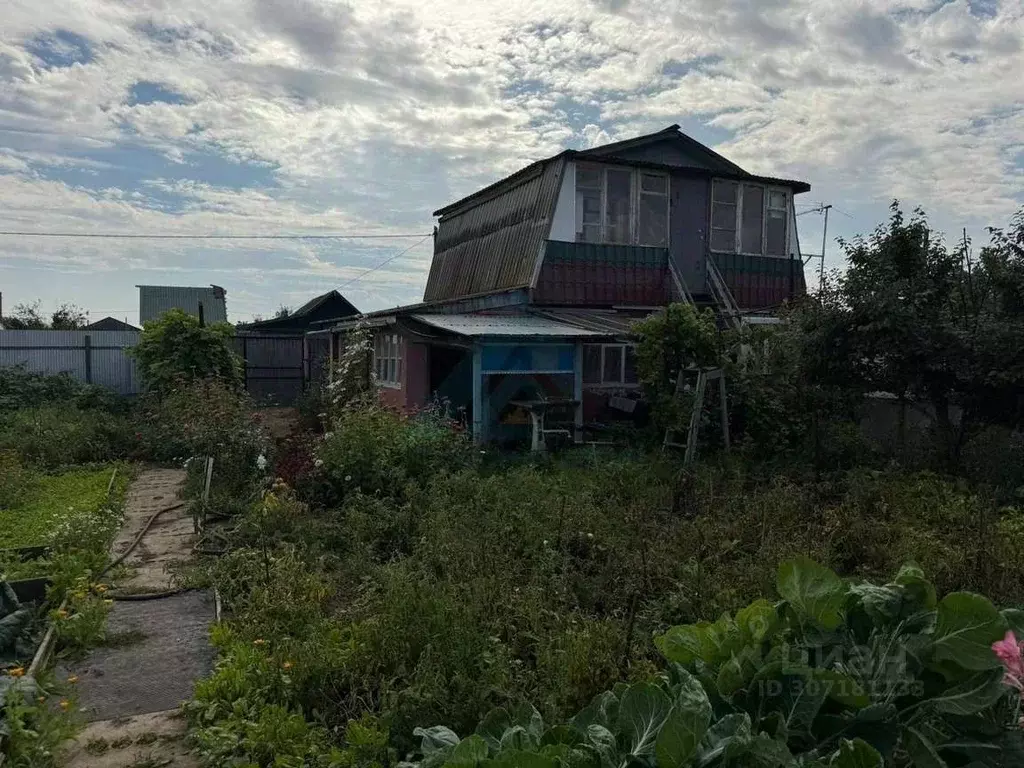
left=710, top=180, right=791, bottom=258
left=583, top=343, right=640, bottom=387
left=373, top=331, right=402, bottom=388
left=575, top=164, right=670, bottom=248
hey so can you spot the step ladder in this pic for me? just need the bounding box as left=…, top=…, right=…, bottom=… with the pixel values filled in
left=662, top=366, right=730, bottom=466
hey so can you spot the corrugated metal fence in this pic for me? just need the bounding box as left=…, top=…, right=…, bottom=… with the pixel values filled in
left=0, top=330, right=142, bottom=394
left=1, top=330, right=316, bottom=404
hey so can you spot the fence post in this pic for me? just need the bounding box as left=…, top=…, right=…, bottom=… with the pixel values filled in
left=84, top=334, right=92, bottom=384
left=242, top=335, right=249, bottom=390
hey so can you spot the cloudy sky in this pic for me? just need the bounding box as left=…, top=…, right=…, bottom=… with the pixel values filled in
left=1, top=0, right=1021, bottom=324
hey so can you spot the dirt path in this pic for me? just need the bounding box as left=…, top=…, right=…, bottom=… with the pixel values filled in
left=61, top=468, right=213, bottom=768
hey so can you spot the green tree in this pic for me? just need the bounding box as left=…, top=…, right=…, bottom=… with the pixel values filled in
left=633, top=303, right=720, bottom=431
left=131, top=309, right=244, bottom=393
left=3, top=301, right=87, bottom=329
left=815, top=202, right=1024, bottom=466
left=50, top=303, right=87, bottom=330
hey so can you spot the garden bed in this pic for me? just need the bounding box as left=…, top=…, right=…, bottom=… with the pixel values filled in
left=0, top=465, right=130, bottom=551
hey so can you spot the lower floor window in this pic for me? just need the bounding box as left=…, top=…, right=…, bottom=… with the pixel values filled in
left=584, top=343, right=639, bottom=385
left=373, top=332, right=402, bottom=387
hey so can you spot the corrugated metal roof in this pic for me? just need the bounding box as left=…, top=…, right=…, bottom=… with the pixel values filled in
left=529, top=308, right=649, bottom=335
left=410, top=313, right=606, bottom=338
left=138, top=285, right=228, bottom=324
left=424, top=155, right=567, bottom=302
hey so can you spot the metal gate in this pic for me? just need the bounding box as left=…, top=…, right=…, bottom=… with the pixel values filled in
left=235, top=334, right=306, bottom=405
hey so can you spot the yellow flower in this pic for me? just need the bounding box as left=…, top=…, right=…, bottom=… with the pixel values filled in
left=7, top=666, right=25, bottom=678
left=104, top=599, right=113, bottom=605
left=59, top=699, right=71, bottom=712
left=253, top=639, right=266, bottom=646
left=282, top=661, right=293, bottom=670
left=67, top=675, right=79, bottom=684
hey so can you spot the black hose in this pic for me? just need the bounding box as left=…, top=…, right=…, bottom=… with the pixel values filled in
left=99, top=502, right=187, bottom=578
left=110, top=588, right=190, bottom=601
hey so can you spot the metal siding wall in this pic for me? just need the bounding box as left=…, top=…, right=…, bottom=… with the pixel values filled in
left=534, top=242, right=671, bottom=306
left=671, top=175, right=709, bottom=294
left=139, top=287, right=228, bottom=324
left=425, top=157, right=566, bottom=302
left=0, top=331, right=141, bottom=394
left=714, top=253, right=804, bottom=310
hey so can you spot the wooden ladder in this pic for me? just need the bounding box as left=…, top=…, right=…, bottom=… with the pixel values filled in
left=662, top=367, right=730, bottom=466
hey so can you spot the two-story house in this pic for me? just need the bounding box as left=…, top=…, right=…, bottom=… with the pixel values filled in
left=329, top=125, right=810, bottom=444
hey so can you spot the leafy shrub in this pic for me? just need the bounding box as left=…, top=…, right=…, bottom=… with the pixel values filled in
left=315, top=404, right=475, bottom=503
left=0, top=405, right=134, bottom=468
left=131, top=309, right=243, bottom=393
left=138, top=379, right=268, bottom=500
left=405, top=559, right=1023, bottom=768
left=0, top=365, right=124, bottom=412
left=655, top=558, right=1023, bottom=765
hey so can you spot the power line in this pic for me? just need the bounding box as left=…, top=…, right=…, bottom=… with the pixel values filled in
left=0, top=230, right=432, bottom=240
left=338, top=234, right=433, bottom=290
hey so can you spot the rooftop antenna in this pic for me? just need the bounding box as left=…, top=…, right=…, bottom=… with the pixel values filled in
left=798, top=203, right=832, bottom=293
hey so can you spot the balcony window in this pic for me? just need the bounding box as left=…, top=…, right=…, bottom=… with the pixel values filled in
left=711, top=180, right=790, bottom=258
left=575, top=165, right=669, bottom=247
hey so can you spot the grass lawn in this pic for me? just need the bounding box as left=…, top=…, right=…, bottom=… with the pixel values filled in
left=0, top=465, right=132, bottom=549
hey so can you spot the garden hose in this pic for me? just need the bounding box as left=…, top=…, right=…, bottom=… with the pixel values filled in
left=109, top=588, right=190, bottom=601
left=99, top=501, right=186, bottom=578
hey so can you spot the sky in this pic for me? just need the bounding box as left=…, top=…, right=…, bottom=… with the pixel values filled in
left=1, top=0, right=1022, bottom=325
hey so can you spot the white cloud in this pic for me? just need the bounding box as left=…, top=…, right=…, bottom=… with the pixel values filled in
left=0, top=0, right=1021, bottom=318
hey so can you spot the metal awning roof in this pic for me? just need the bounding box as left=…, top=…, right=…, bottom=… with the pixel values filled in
left=410, top=313, right=607, bottom=338
left=529, top=308, right=649, bottom=335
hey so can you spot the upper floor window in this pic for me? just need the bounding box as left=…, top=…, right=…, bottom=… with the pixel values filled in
left=576, top=165, right=669, bottom=248
left=711, top=180, right=790, bottom=257
left=373, top=331, right=402, bottom=388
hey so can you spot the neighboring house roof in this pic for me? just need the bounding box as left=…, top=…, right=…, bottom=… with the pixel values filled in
left=238, top=290, right=359, bottom=333
left=84, top=317, right=140, bottom=331
left=138, top=285, right=228, bottom=325
left=424, top=125, right=811, bottom=304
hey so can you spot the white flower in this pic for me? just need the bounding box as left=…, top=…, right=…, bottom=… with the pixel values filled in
left=314, top=459, right=324, bottom=468
left=587, top=533, right=594, bottom=539
left=344, top=475, right=352, bottom=482
left=542, top=539, right=549, bottom=546
left=255, top=454, right=268, bottom=471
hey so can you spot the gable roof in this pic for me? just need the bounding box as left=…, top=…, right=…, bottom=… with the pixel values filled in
left=573, top=123, right=748, bottom=175
left=84, top=316, right=139, bottom=331
left=424, top=126, right=811, bottom=304
left=239, top=290, right=359, bottom=331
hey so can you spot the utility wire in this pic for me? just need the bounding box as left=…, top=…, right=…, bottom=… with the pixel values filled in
left=0, top=230, right=432, bottom=240
left=338, top=233, right=433, bottom=289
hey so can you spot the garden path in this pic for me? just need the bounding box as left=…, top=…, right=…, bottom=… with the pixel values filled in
left=61, top=468, right=214, bottom=768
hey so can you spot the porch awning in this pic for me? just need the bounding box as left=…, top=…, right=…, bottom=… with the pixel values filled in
left=409, top=313, right=608, bottom=338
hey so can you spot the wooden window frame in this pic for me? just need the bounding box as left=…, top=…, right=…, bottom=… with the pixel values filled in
left=373, top=331, right=402, bottom=388
left=575, top=164, right=670, bottom=248
left=583, top=343, right=640, bottom=387
left=710, top=180, right=791, bottom=259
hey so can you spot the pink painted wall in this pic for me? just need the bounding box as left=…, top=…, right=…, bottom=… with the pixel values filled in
left=374, top=334, right=430, bottom=413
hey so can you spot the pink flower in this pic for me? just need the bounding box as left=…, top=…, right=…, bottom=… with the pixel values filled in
left=993, top=631, right=1024, bottom=692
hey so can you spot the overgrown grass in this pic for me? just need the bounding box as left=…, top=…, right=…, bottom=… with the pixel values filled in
left=187, top=406, right=1024, bottom=766
left=0, top=464, right=131, bottom=549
